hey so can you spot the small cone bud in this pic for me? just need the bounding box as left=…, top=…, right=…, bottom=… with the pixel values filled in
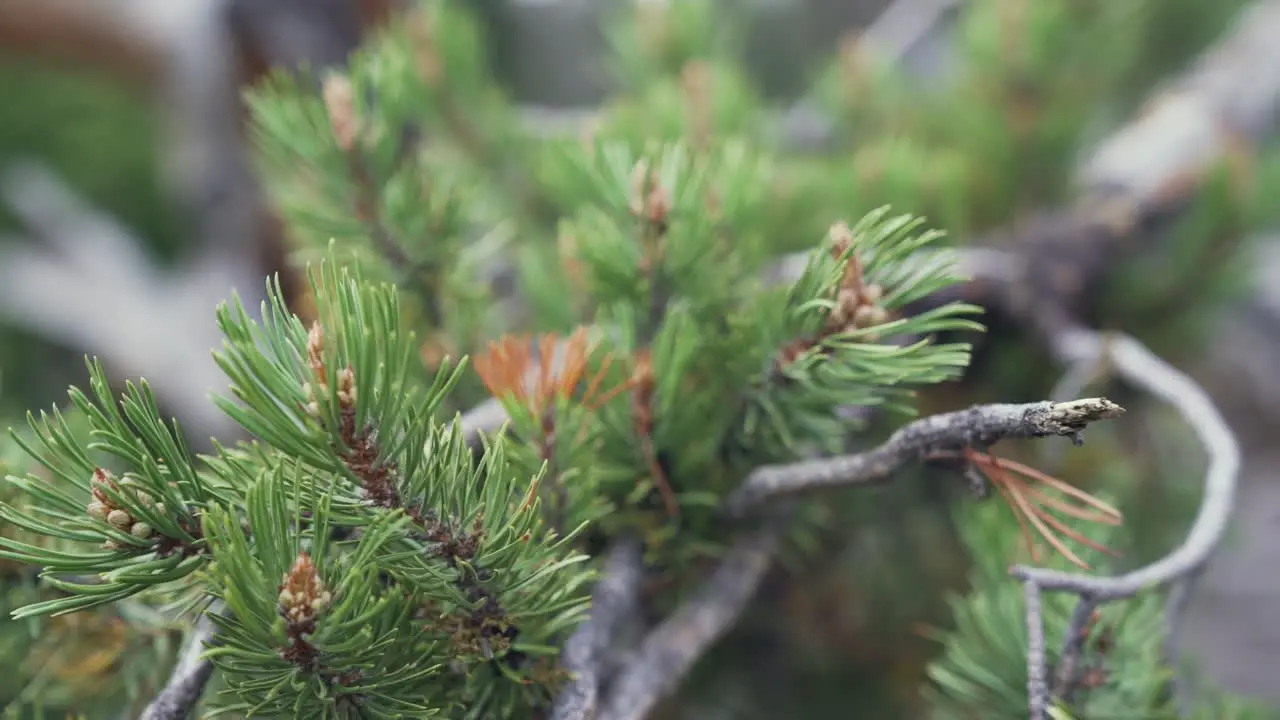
left=107, top=509, right=132, bottom=530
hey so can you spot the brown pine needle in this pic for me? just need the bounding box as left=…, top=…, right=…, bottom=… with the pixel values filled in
left=643, top=435, right=680, bottom=519
left=990, top=455, right=1123, bottom=522
left=988, top=459, right=1042, bottom=564
left=998, top=470, right=1122, bottom=558
left=1002, top=473, right=1091, bottom=570
left=1019, top=481, right=1122, bottom=526
left=953, top=449, right=1123, bottom=571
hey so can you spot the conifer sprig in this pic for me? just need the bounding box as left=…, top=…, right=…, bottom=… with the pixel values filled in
left=209, top=257, right=596, bottom=710
left=739, top=209, right=984, bottom=458
left=203, top=470, right=443, bottom=719
left=0, top=360, right=217, bottom=617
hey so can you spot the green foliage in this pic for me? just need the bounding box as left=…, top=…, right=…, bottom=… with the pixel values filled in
left=0, top=360, right=215, bottom=617
left=0, top=262, right=600, bottom=716
left=925, top=496, right=1171, bottom=719
left=0, top=406, right=177, bottom=718
left=737, top=209, right=981, bottom=459
left=202, top=475, right=444, bottom=718
left=1, top=0, right=1275, bottom=717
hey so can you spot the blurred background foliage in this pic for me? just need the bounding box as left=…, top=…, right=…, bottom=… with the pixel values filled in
left=0, top=60, right=180, bottom=415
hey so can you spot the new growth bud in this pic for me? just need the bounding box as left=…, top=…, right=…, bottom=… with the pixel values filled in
left=107, top=509, right=132, bottom=530
left=279, top=552, right=332, bottom=627
left=85, top=468, right=162, bottom=549
left=824, top=221, right=891, bottom=339
left=336, top=367, right=357, bottom=407
left=307, top=322, right=327, bottom=375
left=322, top=74, right=361, bottom=152
left=628, top=160, right=672, bottom=231
left=301, top=322, right=358, bottom=417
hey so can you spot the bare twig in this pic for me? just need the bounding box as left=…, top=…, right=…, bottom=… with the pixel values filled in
left=551, top=537, right=645, bottom=720
left=595, top=513, right=789, bottom=720
left=1052, top=597, right=1099, bottom=704
left=1024, top=580, right=1049, bottom=720
left=1012, top=327, right=1239, bottom=718
left=140, top=609, right=219, bottom=720
left=724, top=398, right=1124, bottom=518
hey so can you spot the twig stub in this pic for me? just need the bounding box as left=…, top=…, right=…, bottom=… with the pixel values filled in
left=724, top=398, right=1125, bottom=518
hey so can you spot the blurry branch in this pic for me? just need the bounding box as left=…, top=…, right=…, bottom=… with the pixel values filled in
left=774, top=0, right=964, bottom=151
left=0, top=0, right=196, bottom=84
left=551, top=537, right=645, bottom=720
left=0, top=0, right=268, bottom=269
left=595, top=514, right=790, bottom=720
left=514, top=0, right=965, bottom=151
left=0, top=0, right=264, bottom=445
left=0, top=162, right=247, bottom=444
left=0, top=0, right=379, bottom=444
left=460, top=396, right=509, bottom=451
left=988, top=0, right=1280, bottom=333
left=856, top=0, right=965, bottom=64
left=226, top=0, right=378, bottom=73
left=139, top=605, right=221, bottom=720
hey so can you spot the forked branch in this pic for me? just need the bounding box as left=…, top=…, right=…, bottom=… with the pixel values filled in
left=1016, top=326, right=1239, bottom=719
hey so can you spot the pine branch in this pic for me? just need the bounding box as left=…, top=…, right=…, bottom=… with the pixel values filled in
left=563, top=397, right=1120, bottom=719
left=594, top=512, right=790, bottom=720
left=476, top=0, right=1274, bottom=700
left=724, top=398, right=1123, bottom=517
left=140, top=607, right=221, bottom=720
left=551, top=536, right=645, bottom=720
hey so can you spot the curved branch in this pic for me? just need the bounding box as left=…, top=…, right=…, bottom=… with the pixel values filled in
left=594, top=513, right=789, bottom=720
left=577, top=397, right=1121, bottom=718
left=1013, top=327, right=1240, bottom=718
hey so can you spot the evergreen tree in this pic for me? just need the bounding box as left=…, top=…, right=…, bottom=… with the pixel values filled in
left=1, top=1, right=1276, bottom=718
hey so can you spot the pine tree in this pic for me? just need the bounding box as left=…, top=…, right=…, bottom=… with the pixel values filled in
left=1, top=0, right=1276, bottom=718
